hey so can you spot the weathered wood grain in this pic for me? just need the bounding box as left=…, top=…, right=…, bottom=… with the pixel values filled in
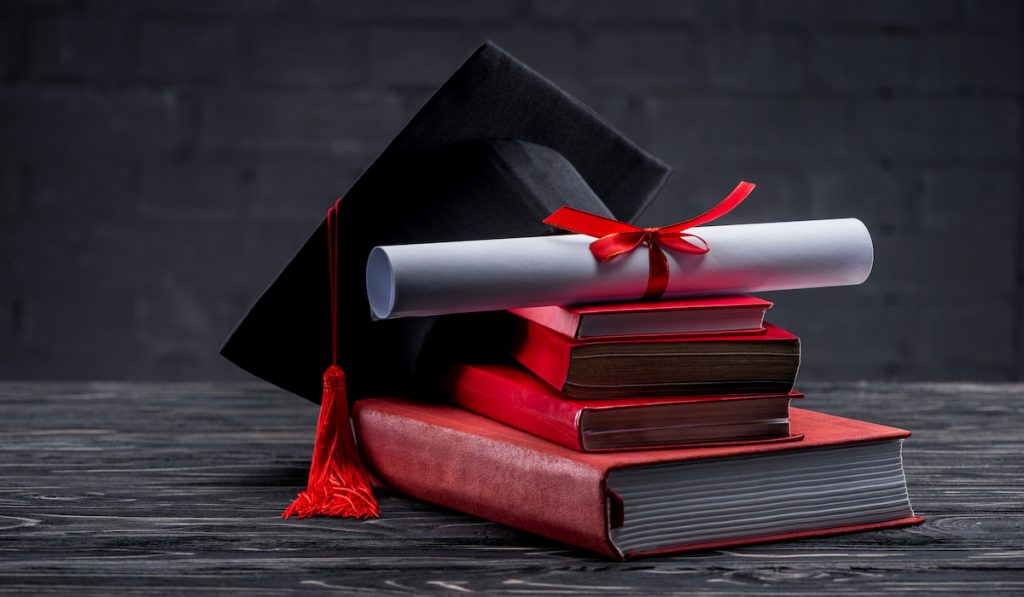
left=0, top=382, right=1022, bottom=595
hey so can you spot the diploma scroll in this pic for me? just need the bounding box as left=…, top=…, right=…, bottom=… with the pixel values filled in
left=366, top=219, right=873, bottom=320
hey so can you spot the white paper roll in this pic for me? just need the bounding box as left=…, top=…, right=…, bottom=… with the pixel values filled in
left=366, top=219, right=873, bottom=320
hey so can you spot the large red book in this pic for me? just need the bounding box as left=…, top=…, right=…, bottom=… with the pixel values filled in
left=510, top=295, right=771, bottom=339
left=445, top=362, right=803, bottom=452
left=511, top=320, right=801, bottom=399
left=355, top=399, right=923, bottom=560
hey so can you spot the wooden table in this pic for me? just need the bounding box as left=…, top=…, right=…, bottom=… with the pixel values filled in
left=1, top=382, right=1021, bottom=594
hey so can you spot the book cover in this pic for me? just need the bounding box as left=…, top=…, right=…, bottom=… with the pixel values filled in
left=511, top=320, right=801, bottom=399
left=445, top=362, right=803, bottom=452
left=509, top=295, right=772, bottom=339
left=354, top=399, right=922, bottom=559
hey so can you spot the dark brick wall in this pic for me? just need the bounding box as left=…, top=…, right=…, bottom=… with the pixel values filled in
left=1, top=0, right=1020, bottom=382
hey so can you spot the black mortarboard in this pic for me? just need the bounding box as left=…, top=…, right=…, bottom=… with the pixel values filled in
left=221, top=42, right=671, bottom=403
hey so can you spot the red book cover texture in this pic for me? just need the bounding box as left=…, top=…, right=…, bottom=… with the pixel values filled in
left=510, top=319, right=797, bottom=392
left=445, top=362, right=803, bottom=452
left=509, top=295, right=771, bottom=338
left=354, top=399, right=924, bottom=559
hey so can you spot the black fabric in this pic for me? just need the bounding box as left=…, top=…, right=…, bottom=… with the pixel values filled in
left=221, top=42, right=672, bottom=402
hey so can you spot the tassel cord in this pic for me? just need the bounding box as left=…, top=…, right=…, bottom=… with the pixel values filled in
left=282, top=199, right=380, bottom=519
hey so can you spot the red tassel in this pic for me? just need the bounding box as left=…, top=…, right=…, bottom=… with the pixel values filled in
left=282, top=365, right=380, bottom=519
left=282, top=197, right=379, bottom=519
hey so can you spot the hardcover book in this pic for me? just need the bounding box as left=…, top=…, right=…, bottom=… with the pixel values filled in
left=509, top=295, right=771, bottom=339
left=445, top=362, right=801, bottom=451
left=354, top=399, right=923, bottom=559
left=511, top=320, right=801, bottom=399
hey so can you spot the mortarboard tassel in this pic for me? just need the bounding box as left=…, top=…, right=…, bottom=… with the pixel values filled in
left=282, top=199, right=380, bottom=519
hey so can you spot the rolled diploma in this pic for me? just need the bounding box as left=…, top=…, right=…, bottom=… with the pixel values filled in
left=366, top=218, right=873, bottom=320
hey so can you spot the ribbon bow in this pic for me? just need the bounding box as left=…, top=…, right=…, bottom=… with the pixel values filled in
left=543, top=181, right=755, bottom=300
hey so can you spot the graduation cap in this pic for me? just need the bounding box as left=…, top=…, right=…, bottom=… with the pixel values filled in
left=221, top=42, right=671, bottom=517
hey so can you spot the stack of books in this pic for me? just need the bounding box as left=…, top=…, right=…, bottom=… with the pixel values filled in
left=354, top=295, right=922, bottom=559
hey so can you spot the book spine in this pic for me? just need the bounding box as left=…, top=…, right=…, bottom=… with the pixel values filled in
left=354, top=400, right=615, bottom=557
left=509, top=319, right=573, bottom=391
left=446, top=365, right=585, bottom=451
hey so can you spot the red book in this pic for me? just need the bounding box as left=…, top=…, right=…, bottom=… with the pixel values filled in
left=355, top=399, right=923, bottom=560
left=510, top=295, right=771, bottom=339
left=445, top=362, right=803, bottom=452
left=511, top=320, right=801, bottom=399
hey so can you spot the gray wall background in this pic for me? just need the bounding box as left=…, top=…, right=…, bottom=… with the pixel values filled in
left=1, top=0, right=1021, bottom=382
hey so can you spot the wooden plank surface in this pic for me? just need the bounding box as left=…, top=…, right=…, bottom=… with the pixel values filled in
left=0, top=382, right=1021, bottom=595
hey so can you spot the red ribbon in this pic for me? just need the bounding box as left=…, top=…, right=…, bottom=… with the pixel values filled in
left=543, top=181, right=756, bottom=300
